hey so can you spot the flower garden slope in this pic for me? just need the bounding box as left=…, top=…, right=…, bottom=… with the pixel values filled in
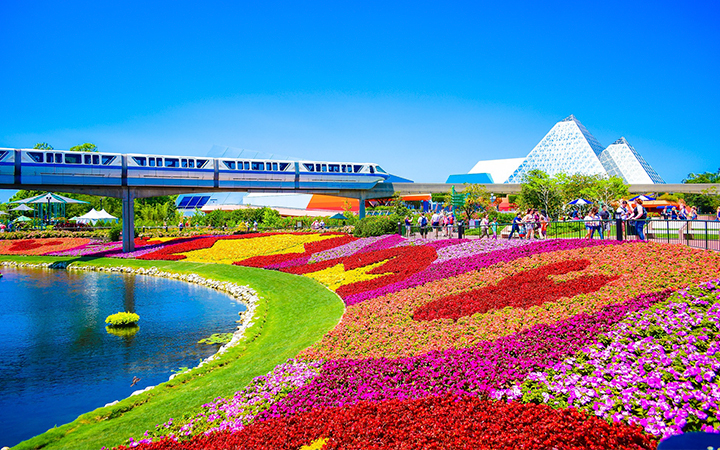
left=2, top=256, right=344, bottom=450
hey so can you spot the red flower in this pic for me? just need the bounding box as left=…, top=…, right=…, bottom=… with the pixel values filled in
left=414, top=259, right=618, bottom=321
left=121, top=395, right=656, bottom=450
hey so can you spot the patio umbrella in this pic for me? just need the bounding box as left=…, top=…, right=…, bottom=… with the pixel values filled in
left=568, top=198, right=593, bottom=205
left=10, top=204, right=34, bottom=212
left=0, top=211, right=7, bottom=215
left=328, top=213, right=346, bottom=220
left=631, top=195, right=655, bottom=201
left=14, top=215, right=32, bottom=222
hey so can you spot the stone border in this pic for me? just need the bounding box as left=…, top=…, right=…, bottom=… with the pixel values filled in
left=0, top=260, right=260, bottom=403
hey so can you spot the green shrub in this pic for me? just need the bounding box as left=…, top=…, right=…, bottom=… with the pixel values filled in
left=353, top=215, right=401, bottom=237
left=108, top=225, right=122, bottom=242
left=105, top=311, right=140, bottom=327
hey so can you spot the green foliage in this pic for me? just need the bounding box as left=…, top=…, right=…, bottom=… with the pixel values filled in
left=682, top=168, right=720, bottom=213
left=108, top=224, right=122, bottom=242
left=353, top=215, right=401, bottom=237
left=518, top=170, right=563, bottom=218
left=518, top=171, right=629, bottom=217
left=198, top=333, right=234, bottom=345
left=33, top=142, right=54, bottom=150
left=445, top=184, right=492, bottom=223
left=105, top=312, right=140, bottom=327
left=69, top=143, right=98, bottom=152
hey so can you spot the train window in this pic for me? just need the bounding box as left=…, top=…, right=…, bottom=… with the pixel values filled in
left=84, top=155, right=92, bottom=164
left=329, top=164, right=340, bottom=172
left=303, top=163, right=314, bottom=172
left=132, top=157, right=147, bottom=166
left=102, top=155, right=117, bottom=165
left=165, top=158, right=179, bottom=168
left=340, top=165, right=346, bottom=172
left=279, top=162, right=290, bottom=171
left=244, top=162, right=250, bottom=170
left=28, top=152, right=44, bottom=163
left=316, top=164, right=321, bottom=172
left=0, top=151, right=7, bottom=161
left=266, top=162, right=272, bottom=170
left=369, top=166, right=374, bottom=174
left=181, top=159, right=188, bottom=168
left=353, top=165, right=362, bottom=173
left=65, top=154, right=82, bottom=164
left=249, top=162, right=260, bottom=170
left=223, top=161, right=236, bottom=170
left=196, top=159, right=208, bottom=169
left=375, top=166, right=387, bottom=173
left=149, top=158, right=156, bottom=167
left=47, top=153, right=54, bottom=163
left=55, top=153, right=63, bottom=163
left=321, top=164, right=327, bottom=172
left=188, top=160, right=195, bottom=168
left=93, top=155, right=99, bottom=165
left=272, top=162, right=278, bottom=171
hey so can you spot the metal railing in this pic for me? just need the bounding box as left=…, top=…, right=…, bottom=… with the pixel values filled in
left=398, top=219, right=720, bottom=251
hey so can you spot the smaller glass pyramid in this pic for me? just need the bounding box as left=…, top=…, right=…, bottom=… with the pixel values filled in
left=599, top=138, right=665, bottom=184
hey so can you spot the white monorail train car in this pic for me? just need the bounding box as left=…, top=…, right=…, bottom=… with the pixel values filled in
left=0, top=148, right=389, bottom=190
left=19, top=149, right=123, bottom=186
left=0, top=149, right=16, bottom=185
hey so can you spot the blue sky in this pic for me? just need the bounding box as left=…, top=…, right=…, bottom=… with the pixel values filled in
left=1, top=0, right=718, bottom=202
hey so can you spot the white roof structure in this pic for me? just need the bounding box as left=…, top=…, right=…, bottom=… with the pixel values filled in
left=599, top=137, right=665, bottom=184
left=73, top=208, right=117, bottom=225
left=507, top=115, right=608, bottom=183
left=468, top=158, right=525, bottom=184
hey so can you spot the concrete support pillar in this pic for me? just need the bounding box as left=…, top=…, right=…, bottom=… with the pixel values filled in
left=358, top=192, right=366, bottom=219
left=122, top=188, right=135, bottom=253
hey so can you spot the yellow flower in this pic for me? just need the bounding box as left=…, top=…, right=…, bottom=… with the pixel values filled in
left=304, top=260, right=388, bottom=291
left=179, top=234, right=336, bottom=265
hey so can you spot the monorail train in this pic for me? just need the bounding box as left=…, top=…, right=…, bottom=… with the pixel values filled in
left=0, top=148, right=389, bottom=190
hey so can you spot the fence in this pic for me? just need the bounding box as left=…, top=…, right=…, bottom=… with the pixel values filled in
left=398, top=219, right=720, bottom=251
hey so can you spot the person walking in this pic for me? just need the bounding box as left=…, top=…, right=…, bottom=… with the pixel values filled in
left=584, top=207, right=600, bottom=239
left=479, top=214, right=489, bottom=239
left=632, top=198, right=647, bottom=241
left=508, top=212, right=523, bottom=239
left=431, top=211, right=441, bottom=238
left=490, top=217, right=498, bottom=239
left=404, top=215, right=412, bottom=238
left=599, top=204, right=610, bottom=239
left=539, top=211, right=548, bottom=239
left=417, top=213, right=428, bottom=238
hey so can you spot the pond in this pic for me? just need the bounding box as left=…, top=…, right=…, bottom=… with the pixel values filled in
left=0, top=266, right=247, bottom=448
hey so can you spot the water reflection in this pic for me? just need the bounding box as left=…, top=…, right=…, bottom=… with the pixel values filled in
left=0, top=267, right=246, bottom=448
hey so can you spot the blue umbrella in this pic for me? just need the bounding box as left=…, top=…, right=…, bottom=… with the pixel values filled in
left=631, top=195, right=655, bottom=201
left=568, top=198, right=592, bottom=205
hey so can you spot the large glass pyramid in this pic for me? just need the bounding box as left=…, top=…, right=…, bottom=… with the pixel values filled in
left=599, top=137, right=665, bottom=184
left=506, top=115, right=608, bottom=183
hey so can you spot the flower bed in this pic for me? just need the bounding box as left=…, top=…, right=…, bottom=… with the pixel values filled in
left=121, top=395, right=657, bottom=450
left=5, top=233, right=720, bottom=447
left=0, top=237, right=92, bottom=255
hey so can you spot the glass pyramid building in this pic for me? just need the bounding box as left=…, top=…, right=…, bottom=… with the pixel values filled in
left=504, top=115, right=664, bottom=184
left=599, top=137, right=665, bottom=184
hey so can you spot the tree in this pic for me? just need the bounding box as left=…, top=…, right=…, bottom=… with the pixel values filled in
left=33, top=142, right=54, bottom=150
left=69, top=143, right=98, bottom=152
left=518, top=170, right=563, bottom=219
left=583, top=175, right=629, bottom=207
left=455, top=184, right=492, bottom=223
left=683, top=169, right=720, bottom=213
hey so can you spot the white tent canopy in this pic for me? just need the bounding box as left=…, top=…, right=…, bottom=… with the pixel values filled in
left=72, top=208, right=118, bottom=225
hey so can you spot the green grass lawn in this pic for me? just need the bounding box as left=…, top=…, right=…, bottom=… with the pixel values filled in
left=1, top=255, right=344, bottom=450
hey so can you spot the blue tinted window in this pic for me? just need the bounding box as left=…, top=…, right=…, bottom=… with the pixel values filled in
left=28, top=152, right=44, bottom=163
left=102, top=155, right=117, bottom=165
left=132, top=157, right=146, bottom=166
left=65, top=154, right=81, bottom=164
